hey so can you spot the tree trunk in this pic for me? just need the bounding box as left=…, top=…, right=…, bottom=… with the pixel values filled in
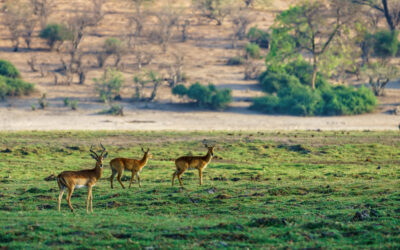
left=382, top=0, right=396, bottom=31
left=311, top=55, right=318, bottom=90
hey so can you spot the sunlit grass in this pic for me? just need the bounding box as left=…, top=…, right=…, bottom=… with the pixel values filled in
left=0, top=131, right=399, bottom=248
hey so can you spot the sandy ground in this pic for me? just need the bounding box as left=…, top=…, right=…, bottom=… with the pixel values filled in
left=1, top=102, right=399, bottom=131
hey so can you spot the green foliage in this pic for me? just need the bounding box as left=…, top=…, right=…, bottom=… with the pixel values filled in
left=38, top=93, right=48, bottom=109
left=70, top=100, right=78, bottom=110
left=99, top=104, right=124, bottom=116
left=172, top=82, right=232, bottom=110
left=0, top=75, right=34, bottom=100
left=171, top=84, right=188, bottom=97
left=227, top=56, right=245, bottom=65
left=253, top=59, right=377, bottom=116
left=259, top=59, right=327, bottom=92
left=0, top=131, right=400, bottom=249
left=245, top=43, right=261, bottom=59
left=0, top=60, right=20, bottom=78
left=371, top=30, right=399, bottom=58
left=94, top=69, right=124, bottom=103
left=39, top=23, right=73, bottom=50
left=63, top=98, right=70, bottom=107
left=247, top=26, right=269, bottom=49
left=104, top=37, right=125, bottom=55
left=251, top=84, right=377, bottom=116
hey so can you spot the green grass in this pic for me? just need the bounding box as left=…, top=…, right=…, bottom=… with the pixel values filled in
left=0, top=131, right=399, bottom=249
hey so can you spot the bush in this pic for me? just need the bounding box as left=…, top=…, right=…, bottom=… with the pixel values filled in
left=259, top=59, right=328, bottom=91
left=99, top=104, right=124, bottom=116
left=251, top=84, right=377, bottom=116
left=246, top=43, right=261, bottom=59
left=104, top=38, right=124, bottom=55
left=171, top=84, right=188, bottom=97
left=0, top=60, right=20, bottom=78
left=39, top=23, right=73, bottom=50
left=172, top=82, right=232, bottom=110
left=94, top=69, right=124, bottom=103
left=227, top=56, right=245, bottom=66
left=0, top=75, right=34, bottom=100
left=372, top=30, right=398, bottom=58
left=260, top=70, right=300, bottom=93
left=70, top=100, right=78, bottom=110
left=247, top=27, right=270, bottom=49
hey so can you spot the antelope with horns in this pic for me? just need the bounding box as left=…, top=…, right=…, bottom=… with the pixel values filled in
left=109, top=147, right=152, bottom=189
left=172, top=144, right=215, bottom=186
left=57, top=144, right=108, bottom=212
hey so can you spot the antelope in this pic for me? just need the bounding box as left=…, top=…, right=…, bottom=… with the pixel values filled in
left=109, top=147, right=152, bottom=189
left=57, top=144, right=108, bottom=213
left=172, top=144, right=215, bottom=186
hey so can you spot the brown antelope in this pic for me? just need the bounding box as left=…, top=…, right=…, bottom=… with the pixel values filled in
left=172, top=144, right=215, bottom=186
left=109, top=147, right=152, bottom=189
left=57, top=144, right=108, bottom=213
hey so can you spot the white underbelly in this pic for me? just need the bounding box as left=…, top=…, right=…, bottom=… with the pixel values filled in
left=75, top=184, right=95, bottom=189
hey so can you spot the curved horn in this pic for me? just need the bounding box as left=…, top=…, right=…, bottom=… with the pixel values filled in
left=99, top=143, right=106, bottom=157
left=90, top=144, right=99, bottom=159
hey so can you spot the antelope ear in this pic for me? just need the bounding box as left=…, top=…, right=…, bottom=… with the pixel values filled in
left=147, top=148, right=150, bottom=152
left=90, top=154, right=97, bottom=160
left=141, top=147, right=145, bottom=153
left=103, top=152, right=108, bottom=159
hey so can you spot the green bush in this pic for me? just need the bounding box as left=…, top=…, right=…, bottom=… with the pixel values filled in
left=227, top=56, right=245, bottom=66
left=94, top=69, right=124, bottom=103
left=260, top=70, right=300, bottom=93
left=0, top=60, right=20, bottom=78
left=247, top=27, right=269, bottom=49
left=0, top=75, right=34, bottom=100
left=246, top=43, right=261, bottom=59
left=372, top=30, right=398, bottom=58
left=104, top=38, right=125, bottom=55
left=39, top=23, right=73, bottom=50
left=251, top=84, right=377, bottom=116
left=259, top=59, right=328, bottom=91
left=171, top=84, right=188, bottom=97
left=99, top=104, right=124, bottom=116
left=172, top=82, right=232, bottom=110
left=253, top=59, right=377, bottom=116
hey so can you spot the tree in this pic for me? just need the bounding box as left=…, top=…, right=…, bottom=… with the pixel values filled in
left=192, top=0, right=236, bottom=25
left=94, top=69, right=124, bottom=103
left=362, top=62, right=399, bottom=96
left=268, top=0, right=355, bottom=89
left=39, top=23, right=73, bottom=50
left=150, top=5, right=182, bottom=53
left=30, top=0, right=55, bottom=29
left=231, top=9, right=253, bottom=48
left=126, top=0, right=152, bottom=39
left=352, top=0, right=400, bottom=31
left=132, top=71, right=164, bottom=101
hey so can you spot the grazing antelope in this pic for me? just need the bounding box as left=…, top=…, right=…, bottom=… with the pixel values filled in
left=172, top=144, right=215, bottom=186
left=57, top=144, right=108, bottom=213
left=109, top=147, right=152, bottom=189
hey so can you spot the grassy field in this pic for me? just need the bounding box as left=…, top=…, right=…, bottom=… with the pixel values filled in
left=0, top=131, right=399, bottom=249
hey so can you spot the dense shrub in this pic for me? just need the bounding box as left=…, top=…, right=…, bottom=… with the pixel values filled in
left=0, top=60, right=20, bottom=78
left=39, top=23, right=73, bottom=50
left=247, top=27, right=269, bottom=49
left=0, top=75, right=34, bottom=100
left=94, top=69, right=124, bottom=103
left=251, top=84, right=377, bottom=116
left=246, top=43, right=261, bottom=59
left=259, top=59, right=328, bottom=92
left=371, top=30, right=398, bottom=58
left=227, top=56, right=245, bottom=66
left=172, top=82, right=232, bottom=110
left=252, top=59, right=377, bottom=116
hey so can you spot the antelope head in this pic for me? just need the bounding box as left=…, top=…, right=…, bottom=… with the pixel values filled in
left=141, top=147, right=152, bottom=159
left=90, top=143, right=108, bottom=168
left=204, top=144, right=215, bottom=157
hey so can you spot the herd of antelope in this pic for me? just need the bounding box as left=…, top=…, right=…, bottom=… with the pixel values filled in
left=57, top=143, right=215, bottom=212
